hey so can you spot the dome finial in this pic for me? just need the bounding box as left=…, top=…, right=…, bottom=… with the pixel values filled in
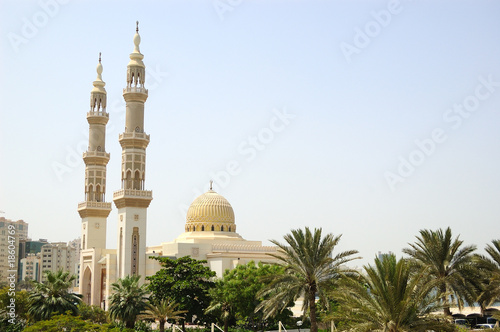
left=132, top=22, right=141, bottom=53
left=98, top=52, right=101, bottom=63
left=210, top=180, right=213, bottom=191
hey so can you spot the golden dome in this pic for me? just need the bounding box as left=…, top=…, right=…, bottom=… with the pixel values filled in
left=185, top=189, right=236, bottom=233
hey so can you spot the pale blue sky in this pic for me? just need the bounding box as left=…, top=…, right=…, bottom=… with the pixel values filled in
left=1, top=0, right=500, bottom=267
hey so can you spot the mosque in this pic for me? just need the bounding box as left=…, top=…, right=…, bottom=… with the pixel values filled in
left=77, top=24, right=278, bottom=308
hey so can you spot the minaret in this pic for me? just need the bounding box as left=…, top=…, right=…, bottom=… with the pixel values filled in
left=113, top=22, right=153, bottom=281
left=78, top=54, right=112, bottom=307
left=78, top=53, right=112, bottom=250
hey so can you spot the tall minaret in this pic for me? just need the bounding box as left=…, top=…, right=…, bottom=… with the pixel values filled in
left=78, top=53, right=112, bottom=251
left=113, top=22, right=153, bottom=281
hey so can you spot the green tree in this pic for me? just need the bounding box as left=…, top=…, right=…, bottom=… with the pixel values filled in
left=210, top=261, right=293, bottom=331
left=108, top=275, right=149, bottom=329
left=206, top=279, right=235, bottom=332
left=140, top=297, right=187, bottom=332
left=147, top=256, right=216, bottom=330
left=403, top=227, right=479, bottom=316
left=256, top=227, right=359, bottom=332
left=27, top=269, right=82, bottom=321
left=78, top=302, right=108, bottom=324
left=330, top=254, right=455, bottom=332
left=0, top=286, right=29, bottom=321
left=475, top=239, right=500, bottom=311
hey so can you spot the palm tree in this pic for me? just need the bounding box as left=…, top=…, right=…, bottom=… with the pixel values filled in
left=108, top=275, right=149, bottom=329
left=330, top=254, right=455, bottom=332
left=475, top=240, right=500, bottom=311
left=403, top=227, right=479, bottom=316
left=141, top=297, right=187, bottom=332
left=256, top=227, right=359, bottom=332
left=27, top=269, right=82, bottom=321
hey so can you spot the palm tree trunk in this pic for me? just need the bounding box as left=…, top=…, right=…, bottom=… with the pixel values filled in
left=160, top=319, right=165, bottom=332
left=309, top=290, right=318, bottom=332
left=224, top=318, right=229, bottom=332
left=440, top=284, right=451, bottom=316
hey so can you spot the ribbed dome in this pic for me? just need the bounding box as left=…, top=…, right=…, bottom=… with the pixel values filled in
left=185, top=190, right=236, bottom=233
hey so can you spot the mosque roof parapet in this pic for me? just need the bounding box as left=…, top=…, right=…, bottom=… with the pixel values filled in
left=211, top=243, right=277, bottom=253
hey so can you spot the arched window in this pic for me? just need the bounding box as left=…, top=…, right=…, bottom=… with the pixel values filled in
left=126, top=170, right=132, bottom=189
left=228, top=226, right=231, bottom=232
left=221, top=226, right=224, bottom=232
left=211, top=225, right=214, bottom=231
left=201, top=226, right=205, bottom=231
left=134, top=170, right=141, bottom=190
left=96, top=184, right=101, bottom=202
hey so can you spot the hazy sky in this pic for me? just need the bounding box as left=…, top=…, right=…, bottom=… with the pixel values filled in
left=1, top=0, right=500, bottom=267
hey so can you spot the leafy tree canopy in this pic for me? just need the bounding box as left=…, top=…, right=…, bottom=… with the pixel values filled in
left=78, top=302, right=108, bottom=324
left=0, top=286, right=29, bottom=321
left=147, top=256, right=216, bottom=327
left=219, top=261, right=293, bottom=330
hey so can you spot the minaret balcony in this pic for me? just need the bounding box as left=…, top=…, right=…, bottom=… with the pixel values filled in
left=118, top=132, right=150, bottom=149
left=123, top=86, right=148, bottom=94
left=87, top=110, right=109, bottom=118
left=123, top=86, right=148, bottom=103
left=113, top=189, right=153, bottom=208
left=77, top=201, right=112, bottom=218
left=87, top=111, right=109, bottom=125
left=83, top=151, right=111, bottom=165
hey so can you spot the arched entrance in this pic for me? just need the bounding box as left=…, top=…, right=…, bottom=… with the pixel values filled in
left=82, top=267, right=92, bottom=305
